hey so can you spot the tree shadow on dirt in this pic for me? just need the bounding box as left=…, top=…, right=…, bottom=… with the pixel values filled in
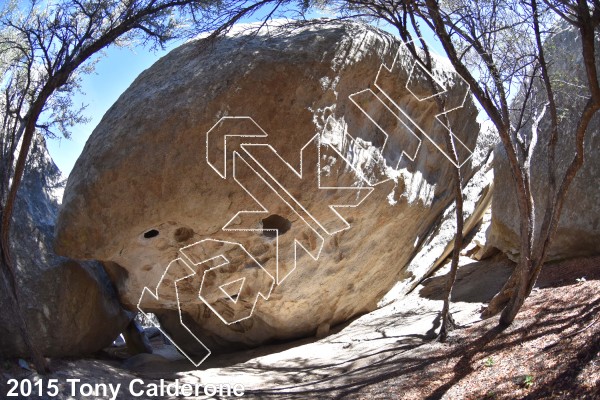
left=424, top=285, right=600, bottom=400
left=232, top=278, right=599, bottom=399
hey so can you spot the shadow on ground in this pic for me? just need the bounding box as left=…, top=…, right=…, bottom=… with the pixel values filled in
left=238, top=278, right=600, bottom=399
left=419, top=254, right=514, bottom=303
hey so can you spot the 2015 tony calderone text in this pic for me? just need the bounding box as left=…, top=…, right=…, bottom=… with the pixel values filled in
left=5, top=378, right=245, bottom=399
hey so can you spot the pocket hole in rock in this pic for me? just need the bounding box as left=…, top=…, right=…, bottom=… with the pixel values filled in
left=262, top=214, right=292, bottom=238
left=143, top=229, right=159, bottom=239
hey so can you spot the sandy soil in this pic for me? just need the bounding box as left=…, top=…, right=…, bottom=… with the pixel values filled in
left=0, top=255, right=598, bottom=399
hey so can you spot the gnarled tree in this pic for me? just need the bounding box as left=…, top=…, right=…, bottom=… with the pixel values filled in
left=419, top=0, right=600, bottom=325
left=319, top=0, right=600, bottom=326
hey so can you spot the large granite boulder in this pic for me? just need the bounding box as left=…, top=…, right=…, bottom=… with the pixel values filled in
left=0, top=134, right=129, bottom=358
left=55, top=20, right=482, bottom=355
left=487, top=27, right=600, bottom=261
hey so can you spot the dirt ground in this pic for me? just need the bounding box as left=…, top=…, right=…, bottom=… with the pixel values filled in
left=346, top=267, right=600, bottom=399
left=1, top=256, right=598, bottom=399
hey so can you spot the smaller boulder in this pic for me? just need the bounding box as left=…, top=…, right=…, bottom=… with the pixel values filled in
left=0, top=134, right=129, bottom=358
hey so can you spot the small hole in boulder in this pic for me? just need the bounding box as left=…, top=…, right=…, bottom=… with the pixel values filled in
left=174, top=227, right=194, bottom=242
left=143, top=229, right=159, bottom=239
left=262, top=214, right=292, bottom=238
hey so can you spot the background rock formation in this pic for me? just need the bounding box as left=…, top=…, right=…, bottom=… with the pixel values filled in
left=56, top=20, right=484, bottom=353
left=0, top=133, right=128, bottom=358
left=488, top=26, right=600, bottom=261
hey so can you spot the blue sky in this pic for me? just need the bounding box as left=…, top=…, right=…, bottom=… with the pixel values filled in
left=46, top=11, right=441, bottom=177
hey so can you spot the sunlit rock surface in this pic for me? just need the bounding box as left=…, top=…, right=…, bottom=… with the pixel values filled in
left=56, top=20, right=484, bottom=354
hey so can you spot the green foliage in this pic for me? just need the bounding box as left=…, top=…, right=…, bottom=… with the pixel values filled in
left=521, top=374, right=534, bottom=389
left=484, top=356, right=495, bottom=367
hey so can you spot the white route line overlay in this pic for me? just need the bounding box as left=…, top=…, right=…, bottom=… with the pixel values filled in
left=206, top=116, right=303, bottom=284
left=136, top=116, right=370, bottom=365
left=206, top=116, right=268, bottom=180
left=348, top=88, right=423, bottom=165
left=342, top=37, right=474, bottom=181
left=135, top=36, right=474, bottom=367
left=241, top=135, right=373, bottom=236
left=137, top=258, right=211, bottom=367
left=220, top=277, right=246, bottom=304
left=222, top=151, right=324, bottom=285
left=205, top=116, right=372, bottom=281
left=179, top=239, right=276, bottom=326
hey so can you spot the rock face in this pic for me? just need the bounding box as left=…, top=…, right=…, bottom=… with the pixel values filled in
left=56, top=20, right=481, bottom=354
left=487, top=27, right=600, bottom=261
left=0, top=133, right=129, bottom=358
left=380, top=121, right=498, bottom=304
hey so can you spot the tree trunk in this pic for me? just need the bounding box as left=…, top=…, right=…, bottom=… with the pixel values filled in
left=495, top=15, right=600, bottom=323
left=438, top=105, right=465, bottom=341
left=499, top=256, right=531, bottom=326
left=439, top=160, right=463, bottom=341
left=481, top=267, right=518, bottom=318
